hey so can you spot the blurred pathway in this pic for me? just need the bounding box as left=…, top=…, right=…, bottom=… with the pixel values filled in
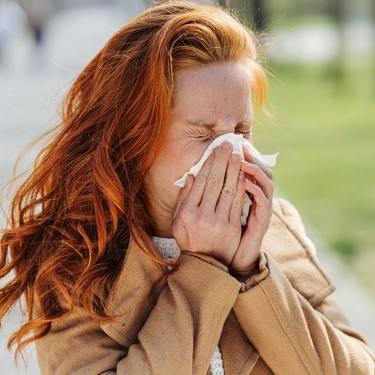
left=302, top=220, right=375, bottom=350
left=1, top=4, right=374, bottom=374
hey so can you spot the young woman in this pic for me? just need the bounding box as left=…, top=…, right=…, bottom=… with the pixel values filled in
left=1, top=1, right=374, bottom=374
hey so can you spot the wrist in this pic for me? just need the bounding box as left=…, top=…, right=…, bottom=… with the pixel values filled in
left=229, top=262, right=259, bottom=282
left=210, top=251, right=231, bottom=268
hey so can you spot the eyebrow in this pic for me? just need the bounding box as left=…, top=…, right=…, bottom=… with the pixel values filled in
left=186, top=120, right=253, bottom=129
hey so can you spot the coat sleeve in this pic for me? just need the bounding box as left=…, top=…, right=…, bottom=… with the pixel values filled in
left=35, top=252, right=241, bottom=375
left=232, top=198, right=375, bottom=375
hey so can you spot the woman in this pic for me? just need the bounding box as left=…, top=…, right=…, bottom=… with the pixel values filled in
left=1, top=1, right=374, bottom=374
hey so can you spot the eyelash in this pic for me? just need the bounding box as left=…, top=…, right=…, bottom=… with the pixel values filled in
left=198, top=131, right=252, bottom=141
left=235, top=131, right=252, bottom=139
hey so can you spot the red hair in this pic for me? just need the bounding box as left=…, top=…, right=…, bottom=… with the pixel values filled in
left=0, top=0, right=267, bottom=360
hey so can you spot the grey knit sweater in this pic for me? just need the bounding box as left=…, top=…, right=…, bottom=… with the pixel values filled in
left=151, top=236, right=225, bottom=375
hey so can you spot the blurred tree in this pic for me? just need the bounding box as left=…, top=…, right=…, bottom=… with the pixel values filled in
left=250, top=0, right=266, bottom=31
left=373, top=0, right=375, bottom=95
left=330, top=0, right=346, bottom=93
left=217, top=0, right=228, bottom=7
left=16, top=0, right=50, bottom=46
left=229, top=0, right=267, bottom=35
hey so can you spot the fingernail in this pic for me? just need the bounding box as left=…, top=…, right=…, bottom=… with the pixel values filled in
left=231, top=151, right=240, bottom=162
left=221, top=142, right=231, bottom=150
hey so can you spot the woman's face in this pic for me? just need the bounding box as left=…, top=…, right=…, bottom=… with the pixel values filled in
left=144, top=60, right=254, bottom=236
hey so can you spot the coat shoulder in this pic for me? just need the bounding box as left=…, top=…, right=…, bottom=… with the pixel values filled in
left=272, top=197, right=308, bottom=237
left=260, top=197, right=336, bottom=307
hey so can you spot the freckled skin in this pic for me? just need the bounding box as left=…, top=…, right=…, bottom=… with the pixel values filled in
left=144, top=60, right=254, bottom=237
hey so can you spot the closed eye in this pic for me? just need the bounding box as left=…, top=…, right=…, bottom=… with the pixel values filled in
left=196, top=130, right=252, bottom=142
left=235, top=130, right=252, bottom=139
left=235, top=130, right=251, bottom=135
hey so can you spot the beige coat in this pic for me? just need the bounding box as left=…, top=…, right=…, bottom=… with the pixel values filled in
left=35, top=198, right=375, bottom=374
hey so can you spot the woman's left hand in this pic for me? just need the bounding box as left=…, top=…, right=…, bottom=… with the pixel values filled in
left=228, top=147, right=274, bottom=280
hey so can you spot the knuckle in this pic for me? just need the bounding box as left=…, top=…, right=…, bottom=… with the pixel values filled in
left=195, top=174, right=207, bottom=186
left=263, top=195, right=271, bottom=204
left=245, top=162, right=266, bottom=177
left=253, top=164, right=262, bottom=176
left=237, top=178, right=245, bottom=191
left=207, top=175, right=220, bottom=190
left=232, top=197, right=242, bottom=208
left=252, top=184, right=261, bottom=194
left=221, top=185, right=235, bottom=198
left=255, top=184, right=263, bottom=192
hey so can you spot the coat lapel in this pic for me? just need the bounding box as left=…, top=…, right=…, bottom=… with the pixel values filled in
left=100, top=235, right=168, bottom=347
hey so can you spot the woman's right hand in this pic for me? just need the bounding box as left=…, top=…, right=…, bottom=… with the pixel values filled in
left=172, top=142, right=246, bottom=267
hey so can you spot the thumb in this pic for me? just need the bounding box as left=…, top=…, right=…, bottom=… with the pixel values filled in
left=174, top=175, right=194, bottom=216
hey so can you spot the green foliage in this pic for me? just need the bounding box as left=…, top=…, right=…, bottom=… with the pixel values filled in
left=331, top=238, right=358, bottom=263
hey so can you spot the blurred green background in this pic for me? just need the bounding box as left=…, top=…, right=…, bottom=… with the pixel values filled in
left=224, top=0, right=375, bottom=296
left=256, top=62, right=375, bottom=296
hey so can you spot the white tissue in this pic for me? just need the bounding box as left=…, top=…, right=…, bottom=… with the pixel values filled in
left=174, top=133, right=279, bottom=226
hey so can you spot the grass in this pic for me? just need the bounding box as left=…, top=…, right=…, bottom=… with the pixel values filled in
left=253, top=62, right=375, bottom=296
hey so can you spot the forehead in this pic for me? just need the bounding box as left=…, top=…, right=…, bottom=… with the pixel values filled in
left=172, top=61, right=253, bottom=123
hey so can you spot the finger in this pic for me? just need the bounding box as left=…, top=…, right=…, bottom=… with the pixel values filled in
left=242, top=179, right=272, bottom=234
left=228, top=170, right=246, bottom=225
left=243, top=178, right=270, bottom=208
left=200, top=142, right=233, bottom=213
left=173, top=174, right=194, bottom=219
left=240, top=161, right=274, bottom=202
left=216, top=151, right=242, bottom=217
left=243, top=147, right=273, bottom=180
left=184, top=150, right=216, bottom=207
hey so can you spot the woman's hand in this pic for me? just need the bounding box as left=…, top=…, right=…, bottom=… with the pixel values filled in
left=172, top=142, right=246, bottom=266
left=228, top=147, right=274, bottom=279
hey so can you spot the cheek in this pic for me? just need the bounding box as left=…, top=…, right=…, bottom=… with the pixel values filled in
left=145, top=143, right=213, bottom=219
left=158, top=148, right=184, bottom=179
left=146, top=141, right=209, bottom=199
left=146, top=147, right=185, bottom=197
left=162, top=142, right=206, bottom=179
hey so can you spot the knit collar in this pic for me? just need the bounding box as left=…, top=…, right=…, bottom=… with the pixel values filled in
left=151, top=236, right=181, bottom=262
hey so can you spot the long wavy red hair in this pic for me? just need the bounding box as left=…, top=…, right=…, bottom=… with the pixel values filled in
left=0, top=0, right=267, bottom=361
